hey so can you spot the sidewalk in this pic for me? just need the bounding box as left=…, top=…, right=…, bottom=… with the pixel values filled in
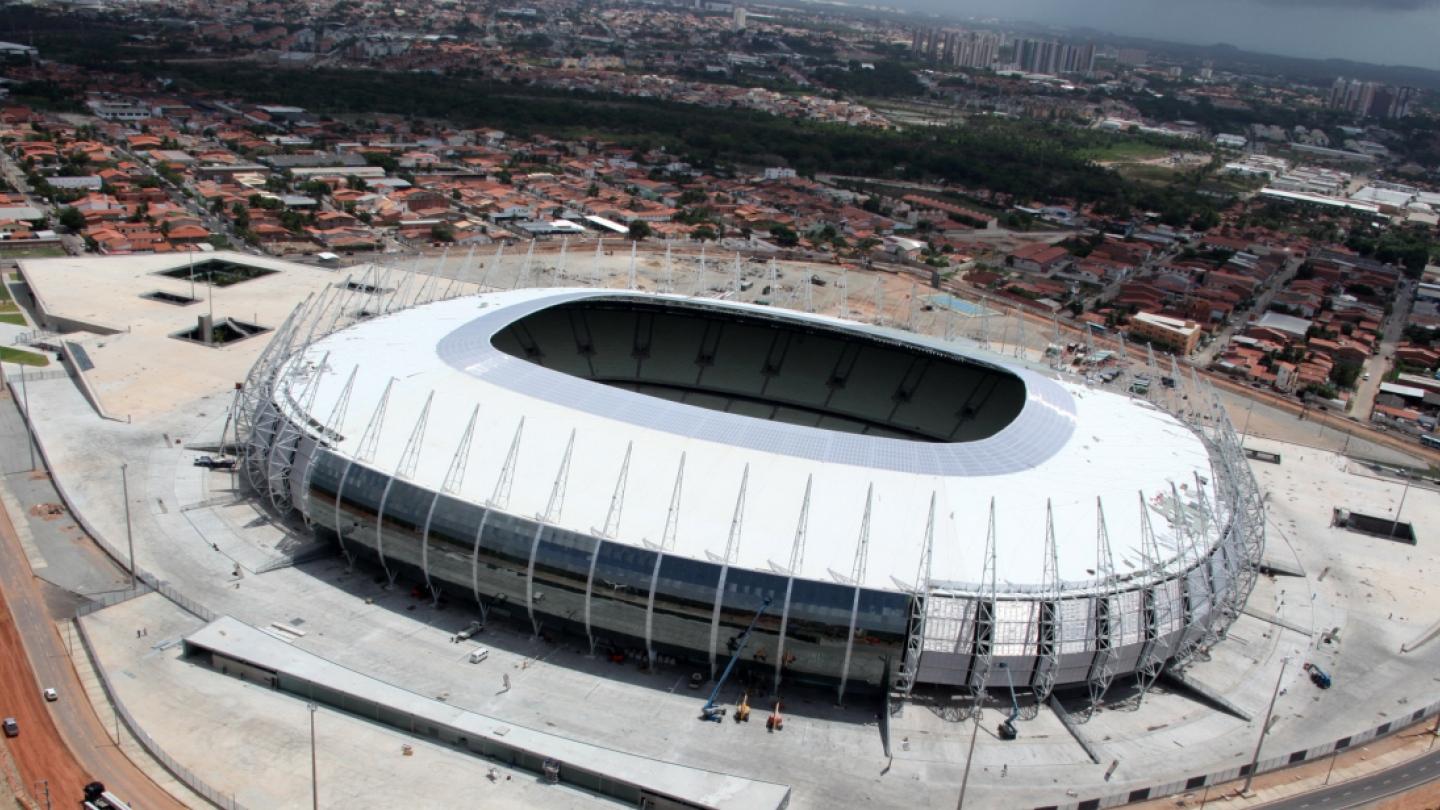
left=1136, top=717, right=1440, bottom=808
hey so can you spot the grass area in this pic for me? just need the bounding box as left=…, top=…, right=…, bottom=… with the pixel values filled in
left=0, top=313, right=25, bottom=326
left=0, top=245, right=65, bottom=259
left=1115, top=163, right=1184, bottom=186
left=0, top=347, right=48, bottom=367
left=1078, top=140, right=1174, bottom=164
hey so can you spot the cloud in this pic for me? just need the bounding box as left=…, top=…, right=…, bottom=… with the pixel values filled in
left=1252, top=0, right=1437, bottom=9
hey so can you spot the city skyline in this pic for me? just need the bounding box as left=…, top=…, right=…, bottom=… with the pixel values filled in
left=897, top=0, right=1440, bottom=71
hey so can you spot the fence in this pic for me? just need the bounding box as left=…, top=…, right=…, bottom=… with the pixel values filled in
left=72, top=616, right=246, bottom=810
left=1045, top=697, right=1440, bottom=810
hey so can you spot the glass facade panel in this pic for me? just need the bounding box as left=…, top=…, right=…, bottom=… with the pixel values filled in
left=474, top=511, right=533, bottom=612
left=376, top=478, right=435, bottom=571
left=335, top=463, right=389, bottom=551
left=306, top=450, right=348, bottom=529
left=781, top=578, right=855, bottom=681
left=425, top=495, right=485, bottom=599
left=850, top=589, right=908, bottom=685
left=717, top=568, right=788, bottom=671
left=588, top=542, right=656, bottom=652
left=529, top=527, right=597, bottom=631
left=651, top=555, right=721, bottom=658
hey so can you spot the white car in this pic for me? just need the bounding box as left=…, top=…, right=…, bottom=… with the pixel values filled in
left=42, top=688, right=57, bottom=702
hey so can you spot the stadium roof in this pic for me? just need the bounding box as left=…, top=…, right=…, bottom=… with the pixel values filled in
left=280, top=289, right=1214, bottom=594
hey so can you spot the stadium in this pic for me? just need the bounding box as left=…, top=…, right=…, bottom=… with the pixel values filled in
left=235, top=286, right=1265, bottom=706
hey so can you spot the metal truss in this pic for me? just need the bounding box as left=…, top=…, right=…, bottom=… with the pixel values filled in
left=1086, top=497, right=1119, bottom=715
left=965, top=499, right=998, bottom=718
left=374, top=391, right=434, bottom=587
left=1133, top=490, right=1176, bottom=707
left=893, top=492, right=937, bottom=698
left=1029, top=499, right=1061, bottom=715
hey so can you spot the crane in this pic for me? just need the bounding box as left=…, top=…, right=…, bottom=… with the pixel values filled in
left=701, top=597, right=773, bottom=722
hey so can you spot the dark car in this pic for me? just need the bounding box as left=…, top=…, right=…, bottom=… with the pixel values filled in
left=193, top=455, right=237, bottom=469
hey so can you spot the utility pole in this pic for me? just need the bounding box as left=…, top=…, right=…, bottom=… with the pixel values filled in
left=309, top=702, right=319, bottom=810
left=121, top=463, right=135, bottom=590
left=1242, top=657, right=1288, bottom=796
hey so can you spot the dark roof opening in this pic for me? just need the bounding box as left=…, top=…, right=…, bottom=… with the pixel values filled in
left=158, top=259, right=278, bottom=287
left=492, top=298, right=1025, bottom=443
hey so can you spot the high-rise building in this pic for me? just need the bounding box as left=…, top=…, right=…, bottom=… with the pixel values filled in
left=909, top=27, right=1000, bottom=70
left=1329, top=77, right=1418, bottom=119
left=1012, top=37, right=1092, bottom=76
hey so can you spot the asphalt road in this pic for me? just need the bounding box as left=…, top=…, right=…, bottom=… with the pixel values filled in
left=1260, top=743, right=1440, bottom=809
left=0, top=452, right=184, bottom=808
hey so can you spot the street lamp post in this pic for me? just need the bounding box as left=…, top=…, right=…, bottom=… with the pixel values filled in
left=121, top=463, right=135, bottom=590
left=1242, top=657, right=1288, bottom=796
left=1240, top=398, right=1256, bottom=447
left=1392, top=477, right=1412, bottom=541
left=19, top=360, right=34, bottom=471
left=309, top=702, right=319, bottom=810
left=956, top=692, right=984, bottom=809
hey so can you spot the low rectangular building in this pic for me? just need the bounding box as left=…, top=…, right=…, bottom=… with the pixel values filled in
left=1129, top=311, right=1201, bottom=355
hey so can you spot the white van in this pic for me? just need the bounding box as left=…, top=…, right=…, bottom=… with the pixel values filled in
left=468, top=648, right=490, bottom=664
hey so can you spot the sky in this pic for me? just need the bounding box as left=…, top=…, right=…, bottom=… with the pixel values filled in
left=902, top=0, right=1440, bottom=71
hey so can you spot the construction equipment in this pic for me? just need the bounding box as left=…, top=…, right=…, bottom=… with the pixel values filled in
left=734, top=691, right=751, bottom=723
left=766, top=702, right=784, bottom=732
left=1303, top=662, right=1332, bottom=689
left=701, top=597, right=772, bottom=722
left=997, top=663, right=1020, bottom=740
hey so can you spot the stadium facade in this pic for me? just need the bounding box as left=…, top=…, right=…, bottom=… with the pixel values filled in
left=235, top=284, right=1264, bottom=705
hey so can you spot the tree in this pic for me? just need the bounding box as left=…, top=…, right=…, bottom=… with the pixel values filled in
left=58, top=206, right=84, bottom=232
left=769, top=224, right=798, bottom=247
left=430, top=224, right=456, bottom=243
left=628, top=220, right=652, bottom=241
left=691, top=224, right=717, bottom=241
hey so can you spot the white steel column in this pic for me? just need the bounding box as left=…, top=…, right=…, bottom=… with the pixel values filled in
left=837, top=484, right=874, bottom=705
left=418, top=404, right=478, bottom=603
left=527, top=429, right=574, bottom=636
left=773, top=474, right=812, bottom=693
left=707, top=465, right=749, bottom=680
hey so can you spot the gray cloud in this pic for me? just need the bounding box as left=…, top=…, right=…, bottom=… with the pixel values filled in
left=1252, top=0, right=1437, bottom=8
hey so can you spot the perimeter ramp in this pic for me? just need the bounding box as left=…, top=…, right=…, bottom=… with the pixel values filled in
left=184, top=617, right=791, bottom=810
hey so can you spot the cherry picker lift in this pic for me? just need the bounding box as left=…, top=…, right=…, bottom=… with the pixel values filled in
left=997, top=662, right=1020, bottom=740
left=701, top=597, right=773, bottom=722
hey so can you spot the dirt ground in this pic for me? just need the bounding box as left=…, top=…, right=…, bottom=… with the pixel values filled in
left=0, top=580, right=93, bottom=805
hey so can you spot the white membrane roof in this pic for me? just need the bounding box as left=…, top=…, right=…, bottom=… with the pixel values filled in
left=278, top=289, right=1218, bottom=594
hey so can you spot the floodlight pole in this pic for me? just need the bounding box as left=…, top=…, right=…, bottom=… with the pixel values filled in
left=121, top=462, right=135, bottom=590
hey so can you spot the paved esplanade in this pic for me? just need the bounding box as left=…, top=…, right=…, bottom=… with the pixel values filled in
left=8, top=256, right=1440, bottom=808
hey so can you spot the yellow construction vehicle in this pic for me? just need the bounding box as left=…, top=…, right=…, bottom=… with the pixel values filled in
left=734, top=691, right=751, bottom=722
